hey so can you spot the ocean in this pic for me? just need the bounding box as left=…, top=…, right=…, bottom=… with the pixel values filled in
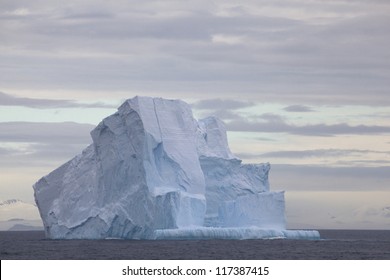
left=1, top=230, right=389, bottom=260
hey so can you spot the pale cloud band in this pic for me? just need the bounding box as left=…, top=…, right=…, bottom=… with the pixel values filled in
left=0, top=92, right=115, bottom=109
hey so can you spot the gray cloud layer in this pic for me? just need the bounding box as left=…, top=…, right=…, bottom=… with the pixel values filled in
left=0, top=122, right=94, bottom=168
left=260, top=149, right=390, bottom=159
left=192, top=99, right=254, bottom=110
left=270, top=164, right=390, bottom=191
left=194, top=98, right=390, bottom=136
left=0, top=122, right=94, bottom=144
left=0, top=92, right=115, bottom=108
left=283, top=105, right=315, bottom=112
left=1, top=0, right=390, bottom=105
left=227, top=121, right=390, bottom=136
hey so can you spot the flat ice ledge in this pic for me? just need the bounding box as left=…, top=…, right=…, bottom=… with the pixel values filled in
left=151, top=227, right=320, bottom=240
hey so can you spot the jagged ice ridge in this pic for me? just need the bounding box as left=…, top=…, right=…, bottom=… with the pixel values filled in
left=33, top=96, right=319, bottom=240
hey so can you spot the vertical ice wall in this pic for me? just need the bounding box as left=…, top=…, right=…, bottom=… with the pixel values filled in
left=118, top=97, right=207, bottom=227
left=197, top=117, right=284, bottom=228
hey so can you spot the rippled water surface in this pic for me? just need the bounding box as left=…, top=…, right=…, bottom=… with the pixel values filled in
left=1, top=230, right=389, bottom=259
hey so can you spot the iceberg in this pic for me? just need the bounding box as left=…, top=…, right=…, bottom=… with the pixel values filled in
left=33, top=96, right=319, bottom=240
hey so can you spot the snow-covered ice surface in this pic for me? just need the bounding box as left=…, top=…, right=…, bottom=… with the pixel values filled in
left=33, top=96, right=319, bottom=240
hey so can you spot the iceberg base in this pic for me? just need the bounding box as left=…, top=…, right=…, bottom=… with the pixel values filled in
left=151, top=227, right=320, bottom=240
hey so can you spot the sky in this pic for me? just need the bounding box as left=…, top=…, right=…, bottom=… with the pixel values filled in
left=1, top=0, right=389, bottom=229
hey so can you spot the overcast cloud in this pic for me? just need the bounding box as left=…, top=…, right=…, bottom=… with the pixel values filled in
left=260, top=149, right=390, bottom=159
left=0, top=122, right=94, bottom=144
left=283, top=105, right=315, bottom=112
left=192, top=99, right=254, bottom=110
left=227, top=120, right=390, bottom=136
left=0, top=122, right=94, bottom=168
left=0, top=92, right=114, bottom=108
left=270, top=164, right=390, bottom=192
left=1, top=0, right=390, bottom=104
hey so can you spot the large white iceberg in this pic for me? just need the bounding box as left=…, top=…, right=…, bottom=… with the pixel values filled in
left=33, top=96, right=319, bottom=240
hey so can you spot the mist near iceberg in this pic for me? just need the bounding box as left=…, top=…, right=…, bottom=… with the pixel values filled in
left=33, top=96, right=319, bottom=240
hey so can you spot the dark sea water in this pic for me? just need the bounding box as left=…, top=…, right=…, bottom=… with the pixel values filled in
left=1, top=230, right=390, bottom=260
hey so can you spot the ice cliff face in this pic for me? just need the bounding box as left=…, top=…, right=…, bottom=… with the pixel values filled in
left=33, top=96, right=318, bottom=240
